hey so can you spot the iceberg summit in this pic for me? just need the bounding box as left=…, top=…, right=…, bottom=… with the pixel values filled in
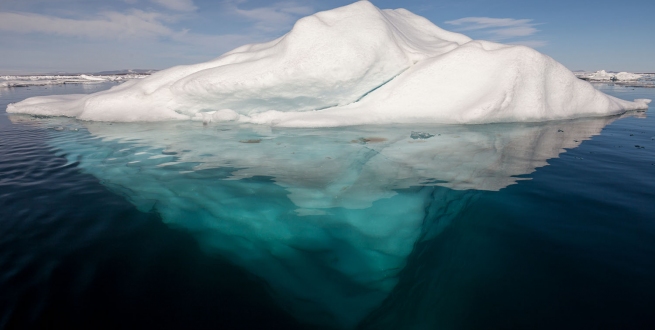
left=7, top=1, right=650, bottom=126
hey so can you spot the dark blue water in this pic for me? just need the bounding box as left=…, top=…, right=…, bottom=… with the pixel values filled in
left=1, top=83, right=654, bottom=329
left=0, top=85, right=305, bottom=330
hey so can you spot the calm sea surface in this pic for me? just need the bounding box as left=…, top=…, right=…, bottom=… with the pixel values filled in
left=1, top=83, right=654, bottom=329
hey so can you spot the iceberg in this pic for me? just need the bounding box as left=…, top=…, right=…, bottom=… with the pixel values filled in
left=6, top=1, right=649, bottom=125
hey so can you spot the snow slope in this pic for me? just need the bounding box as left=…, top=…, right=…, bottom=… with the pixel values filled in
left=6, top=1, right=651, bottom=125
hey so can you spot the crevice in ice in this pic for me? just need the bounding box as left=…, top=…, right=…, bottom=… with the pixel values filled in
left=353, top=68, right=408, bottom=104
left=315, top=104, right=339, bottom=111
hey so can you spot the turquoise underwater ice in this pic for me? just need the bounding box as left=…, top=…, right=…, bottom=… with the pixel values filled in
left=8, top=112, right=638, bottom=328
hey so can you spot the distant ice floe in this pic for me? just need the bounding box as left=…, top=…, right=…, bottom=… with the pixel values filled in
left=575, top=70, right=643, bottom=81
left=0, top=74, right=149, bottom=88
left=575, top=70, right=655, bottom=88
left=7, top=1, right=650, bottom=126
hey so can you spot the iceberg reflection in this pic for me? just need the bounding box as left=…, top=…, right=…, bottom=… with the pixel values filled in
left=8, top=112, right=640, bottom=328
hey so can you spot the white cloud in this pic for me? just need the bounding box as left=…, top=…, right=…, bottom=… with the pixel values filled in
left=0, top=9, right=268, bottom=56
left=0, top=10, right=174, bottom=39
left=446, top=17, right=534, bottom=31
left=150, top=0, right=197, bottom=12
left=445, top=17, right=541, bottom=41
left=224, top=1, right=315, bottom=32
left=508, top=40, right=548, bottom=48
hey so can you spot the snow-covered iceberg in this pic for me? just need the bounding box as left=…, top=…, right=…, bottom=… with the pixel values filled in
left=7, top=1, right=649, bottom=126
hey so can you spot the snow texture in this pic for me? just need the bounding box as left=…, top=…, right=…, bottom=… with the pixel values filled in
left=6, top=1, right=651, bottom=125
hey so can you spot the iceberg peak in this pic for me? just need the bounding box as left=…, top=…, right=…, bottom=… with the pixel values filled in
left=7, top=2, right=649, bottom=126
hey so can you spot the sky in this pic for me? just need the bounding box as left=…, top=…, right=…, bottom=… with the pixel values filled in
left=0, top=0, right=653, bottom=74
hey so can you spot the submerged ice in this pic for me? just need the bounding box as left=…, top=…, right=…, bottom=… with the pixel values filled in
left=9, top=112, right=640, bottom=328
left=6, top=1, right=650, bottom=125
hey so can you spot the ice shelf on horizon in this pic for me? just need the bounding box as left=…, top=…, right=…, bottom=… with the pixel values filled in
left=575, top=70, right=650, bottom=82
left=0, top=74, right=149, bottom=88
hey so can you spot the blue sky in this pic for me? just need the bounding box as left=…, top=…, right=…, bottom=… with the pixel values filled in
left=0, top=0, right=653, bottom=74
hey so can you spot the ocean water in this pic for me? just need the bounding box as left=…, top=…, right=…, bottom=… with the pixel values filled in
left=1, top=83, right=654, bottom=329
